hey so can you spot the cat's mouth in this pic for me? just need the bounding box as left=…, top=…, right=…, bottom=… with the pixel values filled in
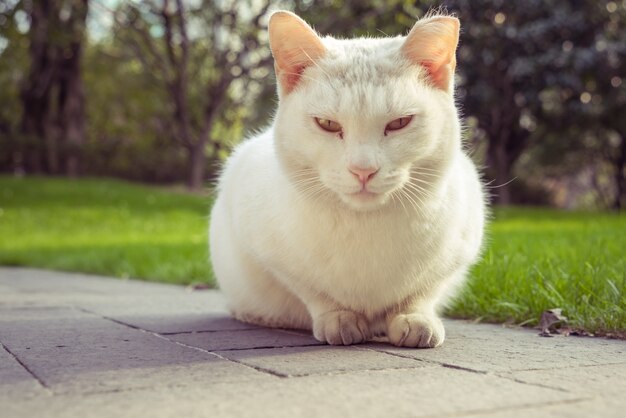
left=340, top=188, right=390, bottom=211
left=351, top=189, right=378, bottom=199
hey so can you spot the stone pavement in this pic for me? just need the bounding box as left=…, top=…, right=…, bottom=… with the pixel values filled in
left=1, top=268, right=625, bottom=418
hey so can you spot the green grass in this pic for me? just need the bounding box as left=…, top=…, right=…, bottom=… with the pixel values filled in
left=447, top=207, right=626, bottom=337
left=1, top=176, right=624, bottom=336
left=0, top=176, right=213, bottom=285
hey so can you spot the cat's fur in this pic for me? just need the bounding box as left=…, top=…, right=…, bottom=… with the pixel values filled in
left=209, top=11, right=486, bottom=348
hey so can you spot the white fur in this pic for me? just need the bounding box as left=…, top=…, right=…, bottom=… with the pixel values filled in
left=209, top=17, right=486, bottom=348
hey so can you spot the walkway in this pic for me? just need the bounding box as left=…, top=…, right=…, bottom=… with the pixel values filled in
left=1, top=268, right=624, bottom=417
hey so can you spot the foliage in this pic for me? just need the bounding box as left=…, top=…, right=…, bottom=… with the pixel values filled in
left=81, top=35, right=189, bottom=182
left=0, top=1, right=27, bottom=170
left=112, top=0, right=273, bottom=188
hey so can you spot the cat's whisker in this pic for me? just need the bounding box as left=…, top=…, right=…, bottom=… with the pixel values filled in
left=405, top=187, right=428, bottom=211
left=404, top=183, right=434, bottom=205
left=484, top=177, right=517, bottom=189
left=391, top=189, right=410, bottom=215
left=411, top=165, right=443, bottom=172
left=295, top=181, right=323, bottom=195
left=397, top=187, right=423, bottom=216
left=404, top=192, right=426, bottom=219
left=410, top=169, right=441, bottom=178
left=405, top=177, right=432, bottom=192
left=403, top=182, right=433, bottom=210
left=411, top=165, right=441, bottom=172
left=291, top=176, right=319, bottom=186
left=294, top=179, right=331, bottom=206
left=299, top=47, right=333, bottom=82
left=407, top=176, right=435, bottom=187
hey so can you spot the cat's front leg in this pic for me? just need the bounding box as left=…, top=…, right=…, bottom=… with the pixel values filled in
left=313, top=310, right=371, bottom=345
left=304, top=296, right=371, bottom=345
left=386, top=310, right=445, bottom=348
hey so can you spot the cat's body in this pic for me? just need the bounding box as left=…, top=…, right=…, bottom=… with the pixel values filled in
left=210, top=11, right=486, bottom=347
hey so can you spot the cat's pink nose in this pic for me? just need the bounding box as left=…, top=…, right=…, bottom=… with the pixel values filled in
left=349, top=166, right=379, bottom=185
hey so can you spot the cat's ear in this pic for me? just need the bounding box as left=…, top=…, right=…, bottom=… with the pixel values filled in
left=401, top=16, right=460, bottom=92
left=268, top=11, right=326, bottom=94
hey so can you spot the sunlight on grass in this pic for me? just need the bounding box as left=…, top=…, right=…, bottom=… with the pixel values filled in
left=0, top=176, right=213, bottom=285
left=1, top=176, right=624, bottom=336
left=447, top=207, right=626, bottom=337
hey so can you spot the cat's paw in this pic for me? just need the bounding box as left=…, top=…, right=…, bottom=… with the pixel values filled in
left=387, top=313, right=445, bottom=348
left=313, top=310, right=371, bottom=345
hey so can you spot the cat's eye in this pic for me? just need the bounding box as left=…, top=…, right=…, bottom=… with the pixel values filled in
left=385, top=116, right=413, bottom=134
left=315, top=117, right=342, bottom=133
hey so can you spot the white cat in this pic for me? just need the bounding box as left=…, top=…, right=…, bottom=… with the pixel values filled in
left=209, top=10, right=485, bottom=348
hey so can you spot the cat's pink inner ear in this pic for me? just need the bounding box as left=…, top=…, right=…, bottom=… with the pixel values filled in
left=401, top=16, right=460, bottom=91
left=268, top=11, right=326, bottom=94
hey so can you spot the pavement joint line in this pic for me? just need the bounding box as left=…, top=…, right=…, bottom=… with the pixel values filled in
left=211, top=342, right=324, bottom=352
left=1, top=341, right=53, bottom=396
left=156, top=336, right=288, bottom=379
left=358, top=345, right=488, bottom=374
left=417, top=396, right=596, bottom=418
left=159, top=327, right=310, bottom=336
left=159, top=328, right=257, bottom=335
left=361, top=347, right=598, bottom=395
left=75, top=307, right=152, bottom=332
left=440, top=363, right=489, bottom=375
left=361, top=348, right=578, bottom=394
left=491, top=361, right=626, bottom=373
left=279, top=364, right=431, bottom=379
left=76, top=307, right=232, bottom=361
left=492, top=374, right=572, bottom=393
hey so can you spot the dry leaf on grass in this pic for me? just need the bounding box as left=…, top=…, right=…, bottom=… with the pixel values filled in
left=539, top=308, right=568, bottom=337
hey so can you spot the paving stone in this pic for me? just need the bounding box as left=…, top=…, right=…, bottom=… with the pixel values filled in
left=0, top=268, right=227, bottom=313
left=1, top=267, right=625, bottom=418
left=168, top=328, right=323, bottom=351
left=460, top=396, right=624, bottom=418
left=499, top=363, right=626, bottom=396
left=217, top=345, right=429, bottom=376
left=366, top=320, right=626, bottom=373
left=110, top=313, right=259, bottom=334
left=0, top=307, right=268, bottom=394
left=0, top=342, right=49, bottom=400
left=4, top=367, right=582, bottom=418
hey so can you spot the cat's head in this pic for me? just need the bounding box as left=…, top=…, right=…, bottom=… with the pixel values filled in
left=269, top=11, right=461, bottom=211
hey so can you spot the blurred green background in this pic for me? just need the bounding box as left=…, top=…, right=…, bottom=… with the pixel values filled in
left=0, top=0, right=624, bottom=336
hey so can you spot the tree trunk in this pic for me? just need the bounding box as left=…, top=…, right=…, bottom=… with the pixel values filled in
left=57, top=0, right=88, bottom=177
left=19, top=0, right=58, bottom=174
left=19, top=0, right=88, bottom=177
left=57, top=36, right=87, bottom=177
left=187, top=141, right=207, bottom=190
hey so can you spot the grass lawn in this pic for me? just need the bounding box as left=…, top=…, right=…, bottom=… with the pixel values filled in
left=1, top=175, right=624, bottom=337
left=0, top=176, right=213, bottom=286
left=447, top=207, right=626, bottom=337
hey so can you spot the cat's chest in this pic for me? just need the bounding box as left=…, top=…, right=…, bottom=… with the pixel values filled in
left=266, top=203, right=440, bottom=303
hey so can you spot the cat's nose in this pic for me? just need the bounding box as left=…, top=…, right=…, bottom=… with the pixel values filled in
left=349, top=166, right=379, bottom=185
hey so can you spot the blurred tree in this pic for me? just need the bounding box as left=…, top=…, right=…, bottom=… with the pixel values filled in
left=495, top=0, right=625, bottom=209
left=81, top=34, right=188, bottom=183
left=115, top=0, right=273, bottom=190
left=447, top=0, right=625, bottom=206
left=0, top=0, right=623, bottom=208
left=0, top=0, right=28, bottom=172
left=19, top=0, right=88, bottom=176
